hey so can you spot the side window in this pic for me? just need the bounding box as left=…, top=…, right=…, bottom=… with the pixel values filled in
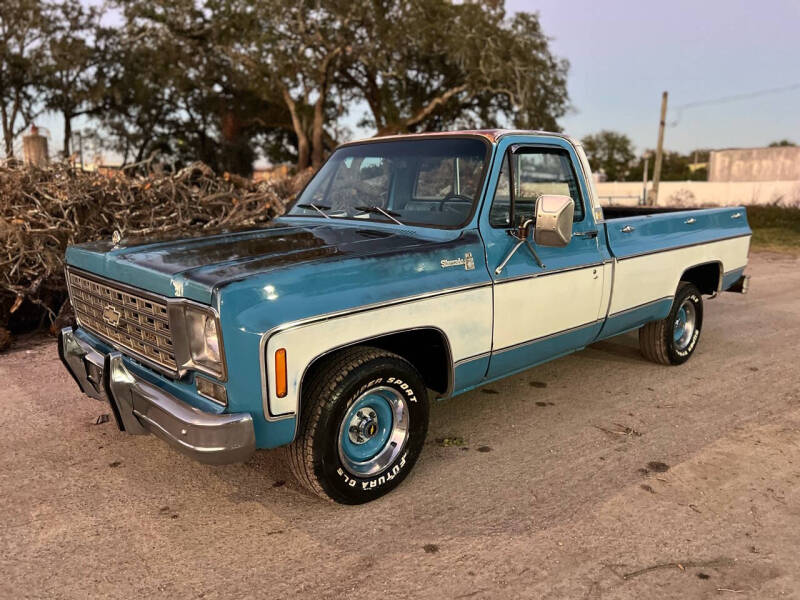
left=489, top=147, right=585, bottom=227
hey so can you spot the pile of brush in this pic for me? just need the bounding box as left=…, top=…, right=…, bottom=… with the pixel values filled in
left=0, top=161, right=309, bottom=349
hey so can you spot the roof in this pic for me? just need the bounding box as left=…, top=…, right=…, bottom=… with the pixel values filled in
left=343, top=128, right=575, bottom=146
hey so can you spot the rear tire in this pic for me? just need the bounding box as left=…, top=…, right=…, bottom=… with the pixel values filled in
left=639, top=282, right=704, bottom=365
left=288, top=346, right=429, bottom=504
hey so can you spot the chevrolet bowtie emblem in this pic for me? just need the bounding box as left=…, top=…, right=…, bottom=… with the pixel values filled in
left=103, top=305, right=121, bottom=327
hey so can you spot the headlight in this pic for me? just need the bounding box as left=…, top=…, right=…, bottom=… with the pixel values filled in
left=184, top=306, right=225, bottom=379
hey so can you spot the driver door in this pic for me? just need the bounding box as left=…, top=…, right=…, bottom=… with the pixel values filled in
left=482, top=140, right=607, bottom=379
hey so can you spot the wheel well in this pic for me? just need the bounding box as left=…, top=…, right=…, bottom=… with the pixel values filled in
left=303, top=328, right=452, bottom=396
left=680, top=262, right=722, bottom=295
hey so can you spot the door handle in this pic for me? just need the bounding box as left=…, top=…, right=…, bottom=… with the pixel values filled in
left=731, top=212, right=742, bottom=219
left=621, top=225, right=635, bottom=233
left=573, top=230, right=598, bottom=239
left=684, top=217, right=697, bottom=225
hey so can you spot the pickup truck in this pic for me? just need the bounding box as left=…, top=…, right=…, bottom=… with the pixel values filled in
left=59, top=129, right=751, bottom=504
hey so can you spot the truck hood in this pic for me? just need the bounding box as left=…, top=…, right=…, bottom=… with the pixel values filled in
left=65, top=220, right=456, bottom=303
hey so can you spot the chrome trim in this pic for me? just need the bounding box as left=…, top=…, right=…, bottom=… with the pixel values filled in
left=603, top=258, right=618, bottom=322
left=615, top=233, right=751, bottom=262
left=66, top=267, right=228, bottom=382
left=336, top=385, right=409, bottom=477
left=67, top=268, right=176, bottom=372
left=59, top=327, right=107, bottom=402
left=261, top=323, right=456, bottom=426
left=454, top=351, right=491, bottom=367
left=493, top=140, right=589, bottom=225
left=607, top=295, right=674, bottom=319
left=59, top=328, right=254, bottom=465
left=167, top=301, right=228, bottom=381
left=257, top=285, right=472, bottom=421
left=195, top=375, right=228, bottom=406
left=494, top=237, right=527, bottom=275
left=495, top=261, right=605, bottom=284
left=672, top=297, right=697, bottom=351
left=492, top=319, right=602, bottom=355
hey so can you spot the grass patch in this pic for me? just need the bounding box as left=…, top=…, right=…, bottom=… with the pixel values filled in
left=745, top=205, right=800, bottom=253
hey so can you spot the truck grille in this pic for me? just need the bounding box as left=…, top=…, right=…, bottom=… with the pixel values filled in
left=67, top=269, right=177, bottom=372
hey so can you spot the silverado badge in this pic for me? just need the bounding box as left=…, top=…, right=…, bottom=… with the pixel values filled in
left=103, top=305, right=121, bottom=327
left=440, top=252, right=475, bottom=271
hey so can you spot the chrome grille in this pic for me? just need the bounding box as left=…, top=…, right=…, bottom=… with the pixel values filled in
left=67, top=269, right=177, bottom=371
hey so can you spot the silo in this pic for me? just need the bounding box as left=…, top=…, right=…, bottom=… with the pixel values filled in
left=22, top=125, right=49, bottom=167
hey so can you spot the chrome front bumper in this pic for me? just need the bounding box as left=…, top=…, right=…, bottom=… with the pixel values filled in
left=59, top=327, right=255, bottom=465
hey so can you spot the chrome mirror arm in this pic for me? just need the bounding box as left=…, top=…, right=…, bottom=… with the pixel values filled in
left=523, top=238, right=546, bottom=270
left=494, top=237, right=525, bottom=275
left=495, top=219, right=546, bottom=275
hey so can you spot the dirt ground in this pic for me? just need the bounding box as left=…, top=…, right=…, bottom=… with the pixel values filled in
left=2, top=251, right=799, bottom=600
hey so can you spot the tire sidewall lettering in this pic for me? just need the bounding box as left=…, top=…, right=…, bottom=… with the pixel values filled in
left=334, top=372, right=420, bottom=492
left=335, top=451, right=410, bottom=491
left=671, top=290, right=702, bottom=360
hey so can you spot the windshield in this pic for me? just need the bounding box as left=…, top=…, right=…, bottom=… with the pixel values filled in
left=287, top=137, right=490, bottom=229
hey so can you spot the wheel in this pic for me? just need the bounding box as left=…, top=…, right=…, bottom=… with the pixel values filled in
left=288, top=346, right=429, bottom=504
left=639, top=282, right=704, bottom=365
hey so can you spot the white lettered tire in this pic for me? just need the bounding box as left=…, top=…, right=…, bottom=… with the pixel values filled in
left=288, top=346, right=429, bottom=504
left=639, top=282, right=704, bottom=365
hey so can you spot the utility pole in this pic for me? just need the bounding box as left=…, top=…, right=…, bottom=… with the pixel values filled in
left=650, top=91, right=668, bottom=205
left=641, top=154, right=649, bottom=205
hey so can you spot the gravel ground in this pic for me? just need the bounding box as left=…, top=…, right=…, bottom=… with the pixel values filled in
left=2, top=251, right=799, bottom=600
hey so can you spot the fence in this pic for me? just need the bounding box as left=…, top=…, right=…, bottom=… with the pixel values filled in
left=595, top=180, right=800, bottom=208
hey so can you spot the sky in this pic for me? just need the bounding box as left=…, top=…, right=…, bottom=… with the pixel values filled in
left=506, top=0, right=800, bottom=154
left=35, top=0, right=800, bottom=160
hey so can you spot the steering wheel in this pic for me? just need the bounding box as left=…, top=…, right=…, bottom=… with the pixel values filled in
left=438, top=193, right=473, bottom=211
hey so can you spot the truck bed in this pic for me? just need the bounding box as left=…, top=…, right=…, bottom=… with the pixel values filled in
left=603, top=205, right=750, bottom=258
left=602, top=205, right=699, bottom=219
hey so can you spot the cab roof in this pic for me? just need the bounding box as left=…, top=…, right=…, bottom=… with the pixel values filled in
left=343, top=128, right=577, bottom=146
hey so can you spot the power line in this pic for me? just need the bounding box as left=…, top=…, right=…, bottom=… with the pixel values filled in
left=669, top=82, right=800, bottom=127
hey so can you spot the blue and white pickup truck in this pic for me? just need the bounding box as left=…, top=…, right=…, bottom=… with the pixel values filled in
left=59, top=130, right=751, bottom=503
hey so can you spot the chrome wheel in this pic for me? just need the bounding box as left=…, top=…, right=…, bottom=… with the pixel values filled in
left=337, top=386, right=409, bottom=477
left=673, top=299, right=697, bottom=351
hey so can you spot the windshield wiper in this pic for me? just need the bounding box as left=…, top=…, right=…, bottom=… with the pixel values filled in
left=354, top=205, right=404, bottom=225
left=296, top=203, right=331, bottom=219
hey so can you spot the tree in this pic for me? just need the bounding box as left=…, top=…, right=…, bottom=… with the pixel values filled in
left=628, top=150, right=708, bottom=182
left=217, top=0, right=359, bottom=170
left=343, top=3, right=569, bottom=135
left=769, top=139, right=796, bottom=147
left=0, top=0, right=48, bottom=157
left=581, top=130, right=635, bottom=181
left=97, top=25, right=184, bottom=166
left=41, top=1, right=106, bottom=157
left=37, top=0, right=570, bottom=173
left=218, top=0, right=570, bottom=169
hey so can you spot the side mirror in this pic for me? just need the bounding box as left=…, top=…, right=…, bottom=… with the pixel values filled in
left=534, top=195, right=574, bottom=247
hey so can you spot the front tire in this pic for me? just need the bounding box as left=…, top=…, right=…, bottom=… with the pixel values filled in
left=639, top=282, right=704, bottom=365
left=288, top=347, right=429, bottom=504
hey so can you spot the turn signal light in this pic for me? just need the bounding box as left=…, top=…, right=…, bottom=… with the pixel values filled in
left=275, top=348, right=287, bottom=398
